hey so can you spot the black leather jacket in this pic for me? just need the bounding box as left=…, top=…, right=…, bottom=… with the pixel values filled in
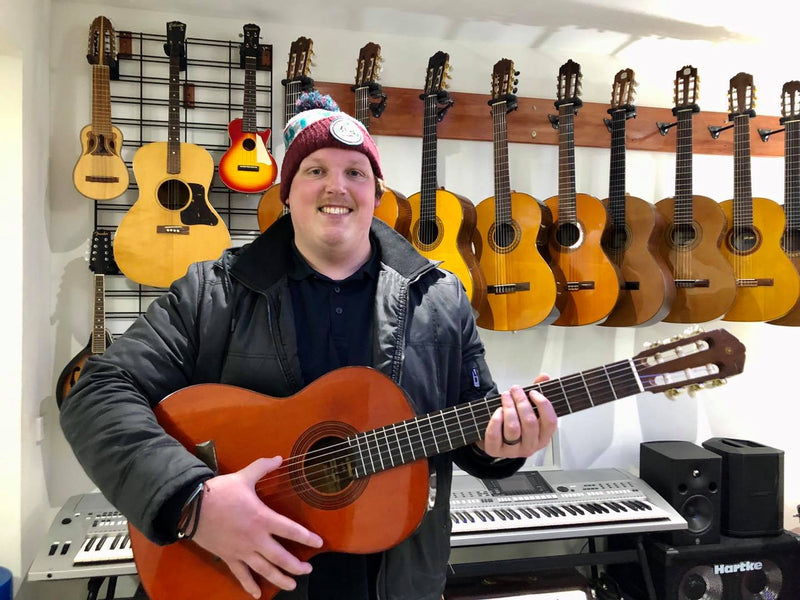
left=60, top=217, right=522, bottom=600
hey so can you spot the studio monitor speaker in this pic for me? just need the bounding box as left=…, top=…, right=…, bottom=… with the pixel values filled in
left=640, top=441, right=721, bottom=546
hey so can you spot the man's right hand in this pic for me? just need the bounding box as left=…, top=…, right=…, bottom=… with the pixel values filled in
left=191, top=456, right=324, bottom=599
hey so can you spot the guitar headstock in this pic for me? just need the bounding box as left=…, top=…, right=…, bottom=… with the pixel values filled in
left=635, top=329, right=745, bottom=395
left=163, top=21, right=187, bottom=65
left=610, top=68, right=637, bottom=111
left=490, top=58, right=518, bottom=112
left=780, top=81, right=800, bottom=124
left=555, top=59, right=582, bottom=109
left=673, top=65, right=700, bottom=113
left=423, top=51, right=450, bottom=97
left=286, top=37, right=314, bottom=82
left=87, top=16, right=116, bottom=67
left=728, top=72, right=756, bottom=119
left=89, top=230, right=119, bottom=275
left=355, top=42, right=382, bottom=87
left=240, top=23, right=261, bottom=62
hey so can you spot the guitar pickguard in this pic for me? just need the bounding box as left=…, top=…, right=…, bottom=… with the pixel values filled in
left=182, top=183, right=219, bottom=226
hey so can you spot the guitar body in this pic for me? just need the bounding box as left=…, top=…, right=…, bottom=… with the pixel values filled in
left=407, top=188, right=487, bottom=311
left=474, top=192, right=559, bottom=330
left=600, top=195, right=675, bottom=327
left=72, top=124, right=129, bottom=200
left=544, top=193, right=620, bottom=326
left=129, top=368, right=430, bottom=600
left=719, top=197, right=800, bottom=322
left=218, top=119, right=277, bottom=194
left=55, top=333, right=113, bottom=408
left=114, top=142, right=231, bottom=288
left=655, top=195, right=737, bottom=323
left=769, top=226, right=800, bottom=325
left=256, top=183, right=287, bottom=232
left=374, top=187, right=412, bottom=240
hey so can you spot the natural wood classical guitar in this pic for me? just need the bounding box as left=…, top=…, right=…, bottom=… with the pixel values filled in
left=655, top=66, right=736, bottom=323
left=56, top=230, right=116, bottom=407
left=128, top=328, right=745, bottom=600
left=600, top=68, right=675, bottom=327
left=770, top=81, right=800, bottom=326
left=113, top=22, right=231, bottom=288
left=475, top=59, right=559, bottom=330
left=718, top=72, right=800, bottom=322
left=407, top=51, right=486, bottom=312
left=544, top=59, right=620, bottom=326
left=353, top=42, right=412, bottom=239
left=72, top=16, right=129, bottom=200
left=218, top=23, right=277, bottom=194
left=256, top=37, right=314, bottom=232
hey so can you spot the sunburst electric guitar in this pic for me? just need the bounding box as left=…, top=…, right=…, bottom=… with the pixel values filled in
left=544, top=59, right=620, bottom=326
left=72, top=16, right=129, bottom=200
left=475, top=58, right=559, bottom=330
left=601, top=68, right=675, bottom=327
left=352, top=42, right=412, bottom=239
left=718, top=72, right=800, bottom=322
left=256, top=37, right=315, bottom=232
left=218, top=23, right=277, bottom=194
left=769, top=81, right=800, bottom=326
left=128, top=328, right=746, bottom=600
left=655, top=65, right=736, bottom=323
left=407, top=51, right=486, bottom=312
left=113, top=21, right=231, bottom=288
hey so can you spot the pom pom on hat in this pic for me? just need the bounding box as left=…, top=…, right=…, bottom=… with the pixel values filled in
left=279, top=92, right=383, bottom=204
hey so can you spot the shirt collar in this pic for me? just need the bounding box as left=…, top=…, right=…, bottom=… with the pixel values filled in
left=288, top=236, right=380, bottom=283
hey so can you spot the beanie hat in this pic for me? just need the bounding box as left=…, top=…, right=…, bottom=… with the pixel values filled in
left=279, top=92, right=384, bottom=204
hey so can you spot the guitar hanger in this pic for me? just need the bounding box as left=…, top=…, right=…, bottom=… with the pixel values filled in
left=758, top=126, right=785, bottom=142
left=603, top=106, right=637, bottom=133
left=708, top=122, right=735, bottom=139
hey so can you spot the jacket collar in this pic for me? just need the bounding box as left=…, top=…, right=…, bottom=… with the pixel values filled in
left=226, top=215, right=435, bottom=293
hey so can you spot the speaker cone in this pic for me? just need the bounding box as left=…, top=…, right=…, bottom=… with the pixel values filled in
left=679, top=565, right=722, bottom=600
left=681, top=495, right=715, bottom=533
left=740, top=559, right=783, bottom=600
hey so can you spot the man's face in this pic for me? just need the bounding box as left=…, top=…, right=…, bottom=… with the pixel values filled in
left=287, top=146, right=378, bottom=263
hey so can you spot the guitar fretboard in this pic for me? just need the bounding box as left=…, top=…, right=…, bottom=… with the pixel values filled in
left=91, top=275, right=107, bottom=354
left=166, top=47, right=182, bottom=175
left=419, top=94, right=440, bottom=222
left=673, top=109, right=695, bottom=226
left=733, top=114, right=754, bottom=229
left=786, top=120, right=800, bottom=230
left=557, top=104, right=577, bottom=224
left=492, top=101, right=512, bottom=226
left=354, top=85, right=371, bottom=131
left=91, top=65, right=112, bottom=137
left=242, top=56, right=258, bottom=134
left=607, top=109, right=628, bottom=231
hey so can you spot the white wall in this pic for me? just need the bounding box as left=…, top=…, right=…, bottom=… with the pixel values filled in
left=38, top=1, right=800, bottom=583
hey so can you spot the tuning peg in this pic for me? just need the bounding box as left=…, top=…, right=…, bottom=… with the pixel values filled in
left=707, top=378, right=727, bottom=388
left=687, top=383, right=704, bottom=396
left=664, top=388, right=681, bottom=399
left=670, top=334, right=683, bottom=343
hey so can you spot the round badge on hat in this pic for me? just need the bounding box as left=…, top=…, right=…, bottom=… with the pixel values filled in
left=329, top=117, right=364, bottom=146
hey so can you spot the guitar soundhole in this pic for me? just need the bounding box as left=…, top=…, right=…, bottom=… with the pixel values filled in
left=157, top=179, right=191, bottom=211
left=413, top=217, right=443, bottom=250
left=242, top=138, right=256, bottom=152
left=671, top=223, right=697, bottom=247
left=555, top=222, right=581, bottom=248
left=604, top=225, right=629, bottom=252
left=489, top=221, right=521, bottom=253
left=305, top=436, right=356, bottom=494
left=782, top=228, right=800, bottom=255
left=728, top=226, right=759, bottom=254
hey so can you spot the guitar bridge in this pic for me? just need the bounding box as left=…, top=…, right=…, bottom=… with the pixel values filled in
left=237, top=165, right=260, bottom=172
left=156, top=225, right=190, bottom=235
left=737, top=278, right=774, bottom=287
left=565, top=281, right=595, bottom=291
left=85, top=175, right=120, bottom=183
left=622, top=281, right=640, bottom=291
left=487, top=283, right=530, bottom=295
left=675, top=279, right=710, bottom=288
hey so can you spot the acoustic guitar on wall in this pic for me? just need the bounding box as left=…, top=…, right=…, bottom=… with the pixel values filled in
left=56, top=230, right=116, bottom=407
left=407, top=51, right=486, bottom=312
left=352, top=42, right=412, bottom=239
left=600, top=68, right=675, bottom=327
left=655, top=65, right=736, bottom=323
left=256, top=37, right=315, bottom=232
left=72, top=16, right=130, bottom=201
left=113, top=21, right=231, bottom=289
left=717, top=72, right=800, bottom=322
left=218, top=23, right=277, bottom=194
left=128, top=328, right=746, bottom=600
left=544, top=59, right=621, bottom=326
left=474, top=58, right=559, bottom=330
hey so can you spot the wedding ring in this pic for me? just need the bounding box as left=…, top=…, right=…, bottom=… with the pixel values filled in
left=502, top=435, right=522, bottom=446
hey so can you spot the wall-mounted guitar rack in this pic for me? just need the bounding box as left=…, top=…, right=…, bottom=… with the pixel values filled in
left=97, top=29, right=273, bottom=336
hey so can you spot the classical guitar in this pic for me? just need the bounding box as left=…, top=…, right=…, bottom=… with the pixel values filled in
left=655, top=66, right=736, bottom=323
left=56, top=230, right=116, bottom=407
left=769, top=81, right=800, bottom=326
left=407, top=51, right=486, bottom=312
left=256, top=37, right=315, bottom=232
left=353, top=42, right=412, bottom=239
left=72, top=16, right=129, bottom=201
left=544, top=59, right=620, bottom=326
left=113, top=22, right=231, bottom=288
left=475, top=58, right=559, bottom=330
left=218, top=23, right=277, bottom=194
left=129, top=328, right=746, bottom=600
left=718, top=72, right=800, bottom=321
left=600, top=68, right=675, bottom=327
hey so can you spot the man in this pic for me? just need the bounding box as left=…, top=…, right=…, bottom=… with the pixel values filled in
left=60, top=95, right=557, bottom=600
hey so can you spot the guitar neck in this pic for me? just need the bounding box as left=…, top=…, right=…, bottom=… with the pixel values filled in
left=350, top=358, right=644, bottom=478
left=91, top=64, right=112, bottom=137
left=733, top=114, right=754, bottom=228
left=91, top=274, right=108, bottom=354
left=353, top=85, right=371, bottom=131
left=786, top=120, right=800, bottom=229
left=492, top=102, right=512, bottom=224
left=284, top=80, right=304, bottom=126
left=607, top=109, right=628, bottom=228
left=419, top=95, right=440, bottom=220
left=166, top=52, right=182, bottom=174
left=674, top=109, right=695, bottom=225
left=557, top=104, right=577, bottom=224
left=241, top=56, right=258, bottom=133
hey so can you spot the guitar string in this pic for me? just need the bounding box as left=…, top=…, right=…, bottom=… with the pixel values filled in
left=245, top=354, right=702, bottom=497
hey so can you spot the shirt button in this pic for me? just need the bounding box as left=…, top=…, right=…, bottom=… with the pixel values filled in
left=335, top=307, right=343, bottom=315
left=334, top=286, right=341, bottom=293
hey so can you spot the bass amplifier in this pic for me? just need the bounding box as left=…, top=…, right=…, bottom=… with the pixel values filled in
left=607, top=531, right=800, bottom=600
